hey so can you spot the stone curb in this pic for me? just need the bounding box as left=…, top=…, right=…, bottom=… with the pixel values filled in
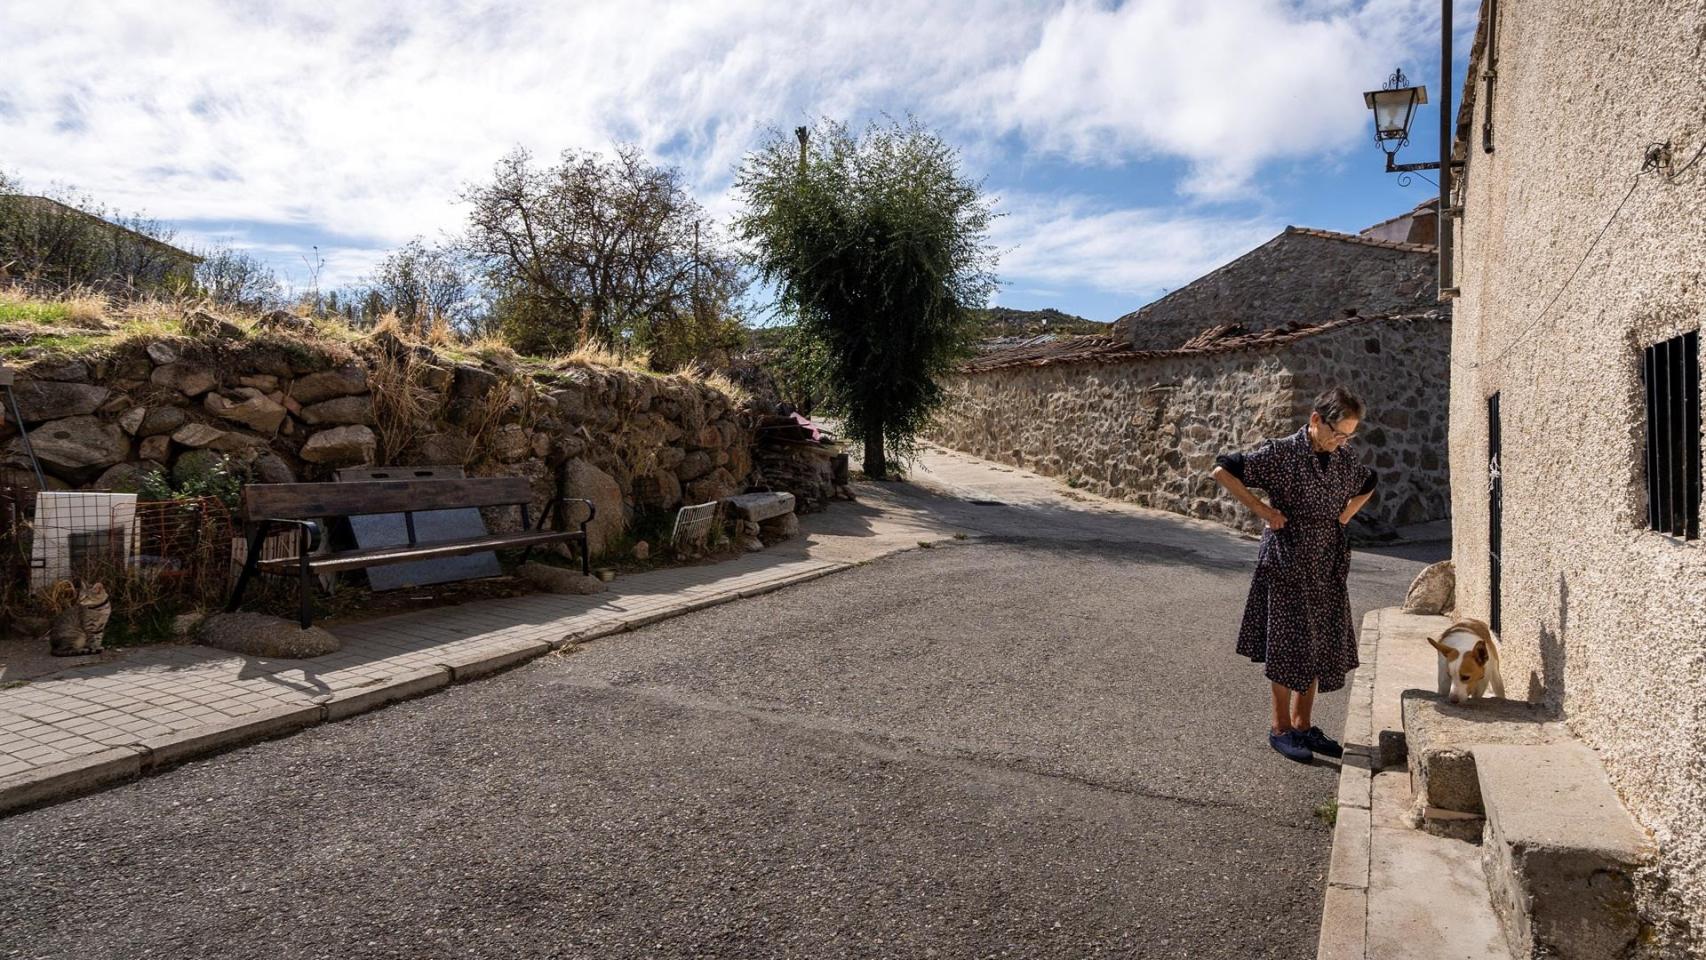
left=1316, top=608, right=1384, bottom=960
left=0, top=558, right=853, bottom=819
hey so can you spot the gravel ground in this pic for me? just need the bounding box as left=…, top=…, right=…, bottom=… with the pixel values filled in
left=0, top=533, right=1428, bottom=960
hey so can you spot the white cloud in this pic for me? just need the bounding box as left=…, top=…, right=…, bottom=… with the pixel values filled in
left=0, top=0, right=1444, bottom=291
left=991, top=192, right=1281, bottom=300
left=981, top=0, right=1441, bottom=198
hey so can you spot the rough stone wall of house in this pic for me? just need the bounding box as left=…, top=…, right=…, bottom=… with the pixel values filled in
left=1448, top=0, right=1706, bottom=950
left=1111, top=231, right=1437, bottom=349
left=926, top=316, right=1450, bottom=537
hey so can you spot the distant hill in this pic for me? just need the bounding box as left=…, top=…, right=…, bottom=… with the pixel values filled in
left=972, top=306, right=1108, bottom=337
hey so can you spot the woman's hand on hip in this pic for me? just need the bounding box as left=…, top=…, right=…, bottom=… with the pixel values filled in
left=1258, top=503, right=1287, bottom=529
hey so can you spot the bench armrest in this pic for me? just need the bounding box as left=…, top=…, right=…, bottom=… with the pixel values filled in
left=251, top=517, right=323, bottom=554
left=557, top=497, right=597, bottom=530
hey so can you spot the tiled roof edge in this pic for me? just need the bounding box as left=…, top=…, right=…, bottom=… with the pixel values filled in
left=957, top=311, right=1449, bottom=373
left=1282, top=225, right=1438, bottom=255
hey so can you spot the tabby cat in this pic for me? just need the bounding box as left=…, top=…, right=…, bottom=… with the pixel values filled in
left=49, top=581, right=111, bottom=657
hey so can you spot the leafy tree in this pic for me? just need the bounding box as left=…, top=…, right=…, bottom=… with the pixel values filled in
left=195, top=247, right=282, bottom=311
left=366, top=237, right=476, bottom=336
left=462, top=145, right=744, bottom=362
left=734, top=118, right=997, bottom=478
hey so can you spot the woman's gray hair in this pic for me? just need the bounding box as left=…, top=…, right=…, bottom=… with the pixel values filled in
left=1312, top=387, right=1365, bottom=424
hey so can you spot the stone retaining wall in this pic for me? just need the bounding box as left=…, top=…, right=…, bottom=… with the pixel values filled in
left=926, top=315, right=1452, bottom=536
left=0, top=328, right=756, bottom=556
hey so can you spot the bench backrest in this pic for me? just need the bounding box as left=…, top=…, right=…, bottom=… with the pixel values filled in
left=243, top=477, right=534, bottom=520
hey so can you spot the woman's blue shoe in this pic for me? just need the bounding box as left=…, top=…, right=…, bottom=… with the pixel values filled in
left=1268, top=730, right=1313, bottom=764
left=1298, top=726, right=1344, bottom=758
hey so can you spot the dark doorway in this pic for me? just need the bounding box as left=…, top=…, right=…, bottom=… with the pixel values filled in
left=1488, top=393, right=1503, bottom=634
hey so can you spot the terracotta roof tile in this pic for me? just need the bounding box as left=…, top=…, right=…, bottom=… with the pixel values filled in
left=957, top=311, right=1448, bottom=373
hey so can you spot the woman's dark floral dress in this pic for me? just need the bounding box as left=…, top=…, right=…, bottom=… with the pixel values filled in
left=1232, top=427, right=1373, bottom=694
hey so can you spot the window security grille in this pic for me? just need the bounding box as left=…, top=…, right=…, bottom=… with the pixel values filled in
left=1642, top=330, right=1701, bottom=540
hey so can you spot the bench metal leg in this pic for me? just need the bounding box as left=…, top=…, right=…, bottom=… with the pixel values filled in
left=298, top=526, right=314, bottom=630
left=227, top=527, right=269, bottom=614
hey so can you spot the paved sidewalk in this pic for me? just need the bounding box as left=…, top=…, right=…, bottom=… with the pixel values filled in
left=0, top=468, right=993, bottom=815
left=1317, top=607, right=1512, bottom=960
left=0, top=551, right=864, bottom=812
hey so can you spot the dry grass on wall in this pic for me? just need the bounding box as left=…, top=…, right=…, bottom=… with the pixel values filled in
left=368, top=348, right=450, bottom=466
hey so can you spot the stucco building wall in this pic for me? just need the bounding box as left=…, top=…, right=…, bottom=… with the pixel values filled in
left=1447, top=0, right=1706, bottom=949
left=1111, top=229, right=1438, bottom=349
left=927, top=315, right=1451, bottom=537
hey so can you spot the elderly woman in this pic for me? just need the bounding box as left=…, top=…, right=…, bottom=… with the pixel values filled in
left=1211, top=387, right=1377, bottom=763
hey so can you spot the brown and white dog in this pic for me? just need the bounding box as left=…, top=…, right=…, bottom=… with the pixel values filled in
left=1427, top=617, right=1506, bottom=704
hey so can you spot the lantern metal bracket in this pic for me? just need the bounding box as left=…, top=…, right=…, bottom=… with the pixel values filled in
left=1385, top=155, right=1466, bottom=173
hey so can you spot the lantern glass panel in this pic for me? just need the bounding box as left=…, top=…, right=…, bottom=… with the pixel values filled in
left=1371, top=88, right=1419, bottom=140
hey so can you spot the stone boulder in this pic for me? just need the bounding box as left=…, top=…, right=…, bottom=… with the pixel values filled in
left=150, top=363, right=218, bottom=397
left=759, top=511, right=800, bottom=544
left=490, top=424, right=531, bottom=463
left=299, top=395, right=375, bottom=426
left=11, top=380, right=110, bottom=422
left=412, top=429, right=473, bottom=466
left=300, top=425, right=376, bottom=466
left=1403, top=559, right=1456, bottom=615
left=248, top=450, right=298, bottom=484
left=198, top=612, right=341, bottom=658
left=415, top=364, right=453, bottom=393
left=676, top=450, right=714, bottom=481
left=634, top=469, right=682, bottom=510
left=15, top=416, right=130, bottom=481
left=117, top=406, right=147, bottom=436
left=256, top=309, right=315, bottom=334
left=181, top=310, right=245, bottom=340
left=563, top=457, right=624, bottom=556
left=25, top=359, right=90, bottom=382
left=92, top=462, right=153, bottom=492
left=171, top=422, right=229, bottom=449
left=145, top=342, right=178, bottom=365
left=688, top=423, right=723, bottom=450
left=205, top=392, right=288, bottom=434
left=138, top=405, right=188, bottom=437
left=452, top=364, right=500, bottom=400
left=289, top=365, right=369, bottom=405
left=139, top=435, right=172, bottom=462
left=516, top=562, right=607, bottom=595
left=686, top=467, right=740, bottom=504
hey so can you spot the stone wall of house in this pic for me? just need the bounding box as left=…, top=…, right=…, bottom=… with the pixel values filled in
left=1111, top=230, right=1438, bottom=349
left=0, top=324, right=758, bottom=556
left=926, top=315, right=1451, bottom=537
left=1448, top=1, right=1706, bottom=949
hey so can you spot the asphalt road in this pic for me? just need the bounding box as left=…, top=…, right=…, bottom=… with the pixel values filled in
left=0, top=520, right=1432, bottom=959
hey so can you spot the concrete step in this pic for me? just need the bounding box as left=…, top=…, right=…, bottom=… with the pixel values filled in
left=1475, top=742, right=1654, bottom=960
left=1369, top=612, right=1454, bottom=770
left=1365, top=770, right=1514, bottom=960
left=1399, top=690, right=1569, bottom=839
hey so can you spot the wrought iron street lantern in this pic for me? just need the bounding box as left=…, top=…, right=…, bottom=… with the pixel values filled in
left=1364, top=68, right=1428, bottom=165
left=1362, top=0, right=1468, bottom=299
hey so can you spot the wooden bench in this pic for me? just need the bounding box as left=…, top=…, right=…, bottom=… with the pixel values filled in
left=226, top=477, right=594, bottom=629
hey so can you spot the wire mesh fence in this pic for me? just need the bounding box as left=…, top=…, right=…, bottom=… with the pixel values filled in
left=0, top=485, right=236, bottom=644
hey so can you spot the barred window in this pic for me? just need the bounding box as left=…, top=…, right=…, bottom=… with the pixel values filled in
left=1642, top=330, right=1701, bottom=540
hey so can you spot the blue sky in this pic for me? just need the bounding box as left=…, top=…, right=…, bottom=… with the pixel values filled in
left=0, top=0, right=1476, bottom=323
